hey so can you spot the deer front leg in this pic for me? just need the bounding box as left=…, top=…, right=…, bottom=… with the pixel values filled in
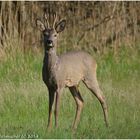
left=47, top=88, right=55, bottom=130
left=54, top=88, right=63, bottom=128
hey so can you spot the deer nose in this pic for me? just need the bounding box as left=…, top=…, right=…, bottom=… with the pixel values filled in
left=47, top=40, right=52, bottom=44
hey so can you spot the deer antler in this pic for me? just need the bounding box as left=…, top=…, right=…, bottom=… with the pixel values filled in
left=53, top=12, right=57, bottom=28
left=44, top=13, right=50, bottom=28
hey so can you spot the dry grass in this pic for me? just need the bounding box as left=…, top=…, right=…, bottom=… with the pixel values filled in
left=0, top=1, right=140, bottom=54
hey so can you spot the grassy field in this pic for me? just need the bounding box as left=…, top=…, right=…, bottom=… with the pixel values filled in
left=0, top=45, right=140, bottom=139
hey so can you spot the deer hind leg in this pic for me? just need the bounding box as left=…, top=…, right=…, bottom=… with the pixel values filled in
left=83, top=76, right=109, bottom=127
left=69, top=86, right=84, bottom=130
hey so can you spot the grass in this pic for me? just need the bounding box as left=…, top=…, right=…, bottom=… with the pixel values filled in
left=0, top=44, right=140, bottom=138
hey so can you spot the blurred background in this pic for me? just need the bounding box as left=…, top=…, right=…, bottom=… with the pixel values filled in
left=0, top=1, right=139, bottom=56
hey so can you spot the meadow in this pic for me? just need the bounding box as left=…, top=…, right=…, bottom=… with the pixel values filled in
left=0, top=43, right=140, bottom=139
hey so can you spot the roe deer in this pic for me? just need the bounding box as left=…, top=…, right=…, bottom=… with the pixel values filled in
left=36, top=13, right=108, bottom=130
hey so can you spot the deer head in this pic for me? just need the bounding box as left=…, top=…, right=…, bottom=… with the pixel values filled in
left=36, top=13, right=66, bottom=51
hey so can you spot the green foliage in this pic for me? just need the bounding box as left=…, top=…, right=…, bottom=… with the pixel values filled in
left=0, top=46, right=140, bottom=138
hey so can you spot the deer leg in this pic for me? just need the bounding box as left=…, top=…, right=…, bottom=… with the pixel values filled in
left=84, top=77, right=109, bottom=127
left=69, top=86, right=84, bottom=130
left=47, top=89, right=55, bottom=129
left=54, top=88, right=63, bottom=128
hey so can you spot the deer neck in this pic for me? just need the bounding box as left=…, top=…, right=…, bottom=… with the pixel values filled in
left=44, top=47, right=58, bottom=71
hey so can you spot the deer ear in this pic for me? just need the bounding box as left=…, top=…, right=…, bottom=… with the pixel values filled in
left=36, top=19, right=45, bottom=31
left=55, top=19, right=66, bottom=33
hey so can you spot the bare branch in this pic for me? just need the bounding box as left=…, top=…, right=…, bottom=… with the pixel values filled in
left=77, top=14, right=115, bottom=45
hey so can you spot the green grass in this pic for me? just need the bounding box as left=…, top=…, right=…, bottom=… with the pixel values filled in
left=0, top=46, right=140, bottom=138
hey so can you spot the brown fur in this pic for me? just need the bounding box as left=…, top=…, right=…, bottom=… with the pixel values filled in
left=36, top=13, right=109, bottom=130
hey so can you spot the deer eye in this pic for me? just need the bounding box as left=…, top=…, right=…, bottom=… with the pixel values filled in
left=54, top=34, right=57, bottom=37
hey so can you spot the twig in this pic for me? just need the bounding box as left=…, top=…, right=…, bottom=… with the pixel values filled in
left=77, top=14, right=115, bottom=45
